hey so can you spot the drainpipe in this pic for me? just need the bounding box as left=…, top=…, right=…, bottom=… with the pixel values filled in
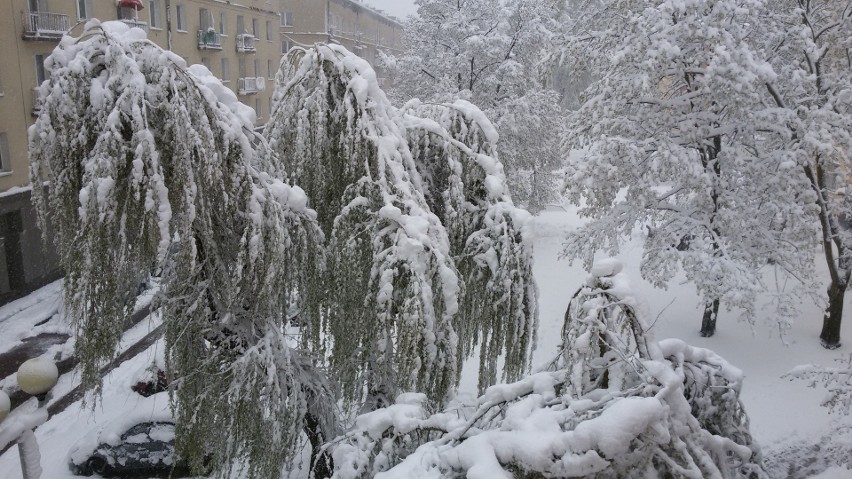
left=165, top=0, right=172, bottom=50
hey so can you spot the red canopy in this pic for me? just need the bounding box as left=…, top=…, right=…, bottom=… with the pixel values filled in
left=118, top=0, right=144, bottom=10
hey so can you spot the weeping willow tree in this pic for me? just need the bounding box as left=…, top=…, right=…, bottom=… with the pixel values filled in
left=265, top=45, right=461, bottom=409
left=401, top=100, right=538, bottom=392
left=326, top=260, right=765, bottom=479
left=29, top=21, right=328, bottom=478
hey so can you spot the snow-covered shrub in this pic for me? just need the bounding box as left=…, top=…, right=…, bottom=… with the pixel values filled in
left=265, top=45, right=461, bottom=408
left=29, top=21, right=325, bottom=478
left=402, top=101, right=538, bottom=391
left=325, top=260, right=764, bottom=478
left=787, top=355, right=852, bottom=415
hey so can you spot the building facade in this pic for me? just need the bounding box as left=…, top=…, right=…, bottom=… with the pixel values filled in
left=278, top=0, right=404, bottom=84
left=0, top=0, right=281, bottom=303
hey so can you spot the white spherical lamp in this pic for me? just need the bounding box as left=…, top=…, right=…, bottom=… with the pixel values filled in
left=0, top=390, right=10, bottom=423
left=17, top=358, right=59, bottom=396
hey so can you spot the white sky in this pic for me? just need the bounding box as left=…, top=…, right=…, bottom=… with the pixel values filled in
left=364, top=0, right=419, bottom=20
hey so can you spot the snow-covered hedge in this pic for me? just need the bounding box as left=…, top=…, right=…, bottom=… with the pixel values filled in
left=325, top=260, right=765, bottom=478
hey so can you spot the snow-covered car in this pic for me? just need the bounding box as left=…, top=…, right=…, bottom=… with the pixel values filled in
left=67, top=391, right=187, bottom=477
left=69, top=421, right=184, bottom=477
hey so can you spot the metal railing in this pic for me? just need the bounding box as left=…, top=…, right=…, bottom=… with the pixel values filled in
left=22, top=11, right=70, bottom=39
left=238, top=77, right=266, bottom=95
left=32, top=88, right=42, bottom=116
left=236, top=34, right=256, bottom=53
left=119, top=18, right=149, bottom=31
left=197, top=29, right=222, bottom=50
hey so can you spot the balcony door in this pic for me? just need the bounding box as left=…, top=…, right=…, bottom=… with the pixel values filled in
left=28, top=0, right=48, bottom=13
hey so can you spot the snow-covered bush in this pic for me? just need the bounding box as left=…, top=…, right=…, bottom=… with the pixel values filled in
left=29, top=21, right=325, bottom=477
left=787, top=355, right=852, bottom=415
left=325, top=260, right=764, bottom=478
left=402, top=101, right=538, bottom=391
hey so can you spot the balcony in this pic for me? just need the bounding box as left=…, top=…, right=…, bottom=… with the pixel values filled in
left=236, top=34, right=256, bottom=53
left=198, top=29, right=222, bottom=50
left=22, top=11, right=70, bottom=40
left=119, top=18, right=149, bottom=31
left=238, top=77, right=266, bottom=95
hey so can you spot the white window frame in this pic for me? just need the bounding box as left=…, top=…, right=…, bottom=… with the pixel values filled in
left=255, top=98, right=262, bottom=120
left=0, top=133, right=11, bottom=173
left=280, top=11, right=293, bottom=27
left=252, top=18, right=259, bottom=38
left=219, top=12, right=227, bottom=36
left=34, top=54, right=46, bottom=86
left=221, top=58, right=230, bottom=83
left=266, top=20, right=272, bottom=41
left=176, top=4, right=187, bottom=32
left=149, top=0, right=161, bottom=29
left=77, top=0, right=92, bottom=20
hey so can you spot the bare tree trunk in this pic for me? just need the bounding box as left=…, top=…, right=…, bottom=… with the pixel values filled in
left=700, top=298, right=720, bottom=337
left=820, top=275, right=849, bottom=349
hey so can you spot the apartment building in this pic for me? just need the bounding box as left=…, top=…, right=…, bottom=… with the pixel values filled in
left=278, top=0, right=404, bottom=83
left=0, top=0, right=280, bottom=302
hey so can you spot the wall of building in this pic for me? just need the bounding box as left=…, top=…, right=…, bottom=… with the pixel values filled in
left=278, top=0, right=404, bottom=81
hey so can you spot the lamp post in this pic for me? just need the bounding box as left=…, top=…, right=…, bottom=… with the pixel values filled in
left=0, top=357, right=59, bottom=479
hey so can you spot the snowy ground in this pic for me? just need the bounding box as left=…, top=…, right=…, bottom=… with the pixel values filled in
left=0, top=207, right=850, bottom=478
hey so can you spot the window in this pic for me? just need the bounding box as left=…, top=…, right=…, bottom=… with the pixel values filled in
left=253, top=59, right=260, bottom=78
left=0, top=133, right=10, bottom=172
left=238, top=58, right=246, bottom=79
left=236, top=15, right=244, bottom=35
left=221, top=58, right=230, bottom=82
left=267, top=59, right=274, bottom=78
left=280, top=11, right=293, bottom=27
left=34, top=55, right=46, bottom=86
left=77, top=0, right=92, bottom=19
left=176, top=4, right=186, bottom=31
left=252, top=18, right=259, bottom=38
left=281, top=40, right=293, bottom=55
left=219, top=12, right=227, bottom=35
left=200, top=8, right=211, bottom=31
left=149, top=0, right=161, bottom=28
left=255, top=99, right=262, bottom=119
left=269, top=96, right=274, bottom=117
left=266, top=20, right=272, bottom=41
left=201, top=57, right=210, bottom=69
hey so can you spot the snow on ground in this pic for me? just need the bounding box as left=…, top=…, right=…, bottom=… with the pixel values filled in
left=0, top=207, right=850, bottom=478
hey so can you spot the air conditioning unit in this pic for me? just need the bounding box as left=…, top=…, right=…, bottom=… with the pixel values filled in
left=254, top=76, right=266, bottom=92
left=236, top=34, right=256, bottom=52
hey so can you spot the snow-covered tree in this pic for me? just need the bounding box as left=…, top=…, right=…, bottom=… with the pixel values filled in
left=325, top=260, right=765, bottom=478
left=265, top=45, right=462, bottom=408
left=29, top=21, right=328, bottom=477
left=384, top=0, right=564, bottom=212
left=759, top=0, right=852, bottom=349
left=402, top=100, right=538, bottom=391
left=562, top=0, right=818, bottom=337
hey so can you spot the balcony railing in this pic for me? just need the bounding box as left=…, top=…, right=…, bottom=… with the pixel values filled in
left=197, top=29, right=222, bottom=50
left=238, top=77, right=266, bottom=95
left=236, top=34, right=256, bottom=53
left=119, top=18, right=149, bottom=31
left=22, top=11, right=70, bottom=40
left=32, top=88, right=42, bottom=116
